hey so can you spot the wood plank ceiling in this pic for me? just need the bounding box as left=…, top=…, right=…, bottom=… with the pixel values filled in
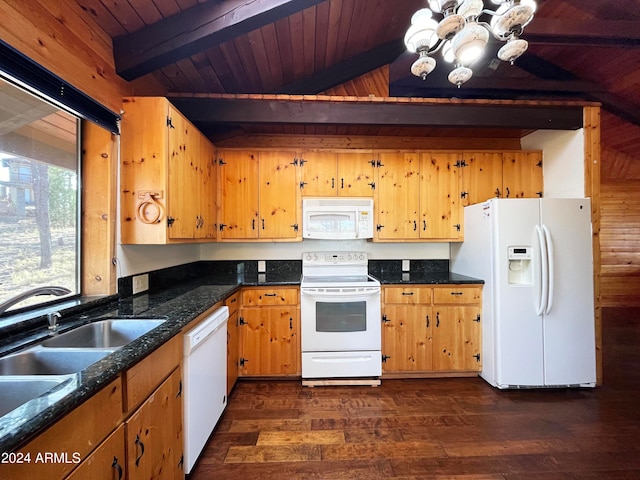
left=77, top=0, right=640, bottom=160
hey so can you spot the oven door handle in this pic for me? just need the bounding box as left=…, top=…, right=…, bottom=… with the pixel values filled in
left=301, top=287, right=380, bottom=297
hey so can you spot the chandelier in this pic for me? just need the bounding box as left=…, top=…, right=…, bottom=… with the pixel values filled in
left=404, top=0, right=537, bottom=87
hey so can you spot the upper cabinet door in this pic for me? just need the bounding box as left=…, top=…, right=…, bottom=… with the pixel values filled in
left=258, top=151, right=300, bottom=239
left=502, top=151, right=543, bottom=199
left=300, top=151, right=337, bottom=196
left=376, top=153, right=420, bottom=239
left=219, top=150, right=259, bottom=239
left=420, top=153, right=462, bottom=240
left=337, top=152, right=375, bottom=197
left=461, top=152, right=503, bottom=206
left=168, top=106, right=200, bottom=239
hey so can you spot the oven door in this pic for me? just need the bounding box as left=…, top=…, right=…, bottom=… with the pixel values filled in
left=300, top=286, right=381, bottom=352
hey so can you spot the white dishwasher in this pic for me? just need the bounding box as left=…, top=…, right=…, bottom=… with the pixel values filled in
left=183, top=305, right=229, bottom=474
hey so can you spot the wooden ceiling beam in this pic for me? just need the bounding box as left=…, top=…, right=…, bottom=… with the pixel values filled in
left=524, top=18, right=640, bottom=47
left=273, top=39, right=405, bottom=94
left=168, top=96, right=584, bottom=130
left=113, top=0, right=326, bottom=81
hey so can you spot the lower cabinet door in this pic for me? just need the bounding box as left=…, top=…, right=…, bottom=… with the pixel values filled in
left=382, top=305, right=432, bottom=372
left=432, top=306, right=481, bottom=371
left=126, top=368, right=183, bottom=480
left=66, top=425, right=125, bottom=480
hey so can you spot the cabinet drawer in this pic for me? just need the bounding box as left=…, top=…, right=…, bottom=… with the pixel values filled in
left=384, top=286, right=432, bottom=304
left=125, top=333, right=182, bottom=412
left=225, top=290, right=241, bottom=314
left=433, top=286, right=482, bottom=304
left=242, top=287, right=299, bottom=306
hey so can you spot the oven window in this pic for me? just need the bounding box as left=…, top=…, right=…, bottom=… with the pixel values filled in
left=316, top=301, right=366, bottom=332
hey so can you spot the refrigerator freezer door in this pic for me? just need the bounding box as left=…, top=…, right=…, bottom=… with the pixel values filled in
left=540, top=198, right=596, bottom=386
left=492, top=199, right=545, bottom=387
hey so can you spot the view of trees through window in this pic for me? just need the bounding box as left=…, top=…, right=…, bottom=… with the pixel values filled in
left=0, top=77, right=79, bottom=313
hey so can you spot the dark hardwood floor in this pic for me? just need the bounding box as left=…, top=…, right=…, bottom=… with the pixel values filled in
left=189, top=307, right=640, bottom=479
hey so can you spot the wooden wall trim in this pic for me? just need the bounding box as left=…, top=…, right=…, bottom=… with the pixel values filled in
left=82, top=122, right=117, bottom=295
left=583, top=105, right=602, bottom=385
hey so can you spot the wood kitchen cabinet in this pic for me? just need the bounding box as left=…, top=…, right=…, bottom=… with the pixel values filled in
left=124, top=334, right=183, bottom=480
left=218, top=150, right=301, bottom=241
left=376, top=152, right=421, bottom=240
left=375, top=152, right=462, bottom=241
left=461, top=151, right=543, bottom=206
left=239, top=287, right=300, bottom=376
left=66, top=425, right=126, bottom=480
left=3, top=377, right=123, bottom=480
left=225, top=291, right=241, bottom=395
left=121, top=96, right=217, bottom=244
left=382, top=285, right=482, bottom=376
left=126, top=368, right=183, bottom=480
left=300, top=151, right=375, bottom=197
left=432, top=286, right=482, bottom=372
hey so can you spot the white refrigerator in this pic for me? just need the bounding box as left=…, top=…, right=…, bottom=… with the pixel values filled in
left=450, top=198, right=596, bottom=388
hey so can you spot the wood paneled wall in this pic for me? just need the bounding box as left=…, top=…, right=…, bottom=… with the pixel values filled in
left=600, top=180, right=640, bottom=307
left=0, top=0, right=131, bottom=113
left=322, top=66, right=389, bottom=97
left=600, top=138, right=640, bottom=307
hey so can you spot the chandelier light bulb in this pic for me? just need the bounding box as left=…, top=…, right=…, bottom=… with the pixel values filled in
left=452, top=21, right=489, bottom=64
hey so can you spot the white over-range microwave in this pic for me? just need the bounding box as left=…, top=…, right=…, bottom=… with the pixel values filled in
left=302, top=197, right=374, bottom=240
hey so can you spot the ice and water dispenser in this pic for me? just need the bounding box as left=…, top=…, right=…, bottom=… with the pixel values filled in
left=508, top=246, right=532, bottom=285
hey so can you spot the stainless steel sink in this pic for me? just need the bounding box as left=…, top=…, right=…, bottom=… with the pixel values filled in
left=0, top=376, right=75, bottom=417
left=41, top=319, right=166, bottom=349
left=0, top=348, right=114, bottom=375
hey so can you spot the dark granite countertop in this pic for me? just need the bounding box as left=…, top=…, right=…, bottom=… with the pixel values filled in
left=0, top=262, right=481, bottom=453
left=373, top=271, right=483, bottom=285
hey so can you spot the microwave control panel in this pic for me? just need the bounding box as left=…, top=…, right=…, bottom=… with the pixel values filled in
left=357, top=210, right=373, bottom=238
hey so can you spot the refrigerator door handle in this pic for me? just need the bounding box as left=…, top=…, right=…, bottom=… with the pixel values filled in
left=533, top=225, right=548, bottom=315
left=542, top=225, right=554, bottom=315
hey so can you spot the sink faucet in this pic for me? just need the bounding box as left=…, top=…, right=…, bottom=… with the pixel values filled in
left=0, top=286, right=72, bottom=316
left=47, top=311, right=62, bottom=331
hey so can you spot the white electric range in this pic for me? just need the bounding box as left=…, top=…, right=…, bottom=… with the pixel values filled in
left=300, top=251, right=382, bottom=380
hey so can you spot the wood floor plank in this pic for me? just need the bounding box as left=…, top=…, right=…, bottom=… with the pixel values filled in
left=228, top=418, right=312, bottom=432
left=188, top=307, right=640, bottom=479
left=257, top=430, right=346, bottom=445
left=225, top=444, right=322, bottom=463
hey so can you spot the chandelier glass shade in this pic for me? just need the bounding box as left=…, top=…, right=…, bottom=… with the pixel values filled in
left=404, top=0, right=537, bottom=87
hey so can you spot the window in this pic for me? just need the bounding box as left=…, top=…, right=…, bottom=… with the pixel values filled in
left=0, top=77, right=79, bottom=313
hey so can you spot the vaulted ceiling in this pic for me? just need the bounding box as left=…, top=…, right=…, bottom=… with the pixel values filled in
left=77, top=0, right=640, bottom=158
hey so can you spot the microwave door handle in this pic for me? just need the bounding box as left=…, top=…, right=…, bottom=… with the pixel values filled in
left=355, top=210, right=360, bottom=238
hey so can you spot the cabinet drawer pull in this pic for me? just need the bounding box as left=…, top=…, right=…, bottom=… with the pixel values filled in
left=450, top=292, right=464, bottom=296
left=112, top=456, right=123, bottom=480
left=134, top=435, right=145, bottom=467
left=401, top=292, right=414, bottom=296
left=264, top=293, right=278, bottom=297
